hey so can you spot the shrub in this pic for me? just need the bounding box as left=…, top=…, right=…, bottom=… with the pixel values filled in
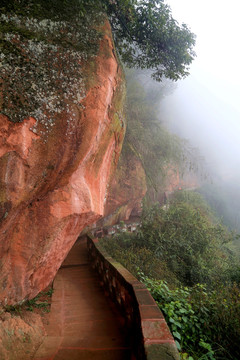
left=139, top=273, right=240, bottom=360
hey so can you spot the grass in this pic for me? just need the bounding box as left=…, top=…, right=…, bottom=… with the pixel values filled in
left=4, top=286, right=54, bottom=314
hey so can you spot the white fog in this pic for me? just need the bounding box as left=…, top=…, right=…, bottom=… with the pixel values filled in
left=162, top=0, right=240, bottom=181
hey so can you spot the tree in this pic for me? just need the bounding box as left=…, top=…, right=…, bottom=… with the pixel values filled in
left=1, top=0, right=196, bottom=82
left=103, top=0, right=196, bottom=81
left=138, top=191, right=234, bottom=286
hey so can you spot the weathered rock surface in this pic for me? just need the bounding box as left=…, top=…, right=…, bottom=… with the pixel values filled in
left=0, top=311, right=45, bottom=360
left=99, top=153, right=199, bottom=227
left=0, top=12, right=125, bottom=304
left=147, top=165, right=200, bottom=204
left=98, top=147, right=147, bottom=227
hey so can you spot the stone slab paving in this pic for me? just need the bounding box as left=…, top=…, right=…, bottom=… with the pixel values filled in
left=34, top=238, right=132, bottom=360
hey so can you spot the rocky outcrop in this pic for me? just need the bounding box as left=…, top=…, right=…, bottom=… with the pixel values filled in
left=0, top=311, right=45, bottom=360
left=147, top=166, right=200, bottom=203
left=97, top=146, right=147, bottom=227
left=0, top=10, right=125, bottom=304
left=99, top=153, right=199, bottom=228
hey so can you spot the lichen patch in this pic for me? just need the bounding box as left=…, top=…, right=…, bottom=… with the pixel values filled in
left=0, top=6, right=104, bottom=134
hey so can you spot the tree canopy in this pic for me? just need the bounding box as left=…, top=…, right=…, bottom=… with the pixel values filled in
left=103, top=0, right=196, bottom=81
left=1, top=0, right=196, bottom=81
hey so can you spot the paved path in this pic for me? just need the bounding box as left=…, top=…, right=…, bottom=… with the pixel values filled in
left=34, top=237, right=132, bottom=360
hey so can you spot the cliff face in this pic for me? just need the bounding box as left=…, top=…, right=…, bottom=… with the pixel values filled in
left=100, top=153, right=199, bottom=227
left=0, top=10, right=125, bottom=304
left=98, top=68, right=200, bottom=228
left=147, top=166, right=200, bottom=203
left=98, top=146, right=147, bottom=227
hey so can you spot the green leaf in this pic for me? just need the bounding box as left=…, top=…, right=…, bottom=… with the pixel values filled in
left=175, top=340, right=181, bottom=351
left=173, top=331, right=181, bottom=340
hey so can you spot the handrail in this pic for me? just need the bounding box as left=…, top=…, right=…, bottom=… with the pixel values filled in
left=87, top=234, right=180, bottom=360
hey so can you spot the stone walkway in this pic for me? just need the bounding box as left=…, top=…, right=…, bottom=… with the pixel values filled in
left=34, top=238, right=132, bottom=360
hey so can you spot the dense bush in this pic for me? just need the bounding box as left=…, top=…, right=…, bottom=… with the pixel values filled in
left=100, top=191, right=240, bottom=359
left=140, top=275, right=240, bottom=359
left=102, top=191, right=236, bottom=286
left=1, top=0, right=195, bottom=81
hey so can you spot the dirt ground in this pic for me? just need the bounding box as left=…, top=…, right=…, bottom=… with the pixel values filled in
left=0, top=285, right=53, bottom=360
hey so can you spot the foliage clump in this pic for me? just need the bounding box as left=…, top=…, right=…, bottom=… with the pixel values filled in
left=0, top=0, right=196, bottom=124
left=100, top=191, right=240, bottom=359
left=140, top=275, right=240, bottom=360
left=104, top=0, right=196, bottom=81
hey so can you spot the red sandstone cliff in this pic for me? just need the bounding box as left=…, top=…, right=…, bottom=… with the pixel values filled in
left=0, top=16, right=125, bottom=304
left=98, top=147, right=147, bottom=227
left=100, top=154, right=199, bottom=227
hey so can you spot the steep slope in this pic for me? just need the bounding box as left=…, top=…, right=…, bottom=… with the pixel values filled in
left=98, top=71, right=200, bottom=227
left=0, top=7, right=125, bottom=304
left=99, top=144, right=147, bottom=227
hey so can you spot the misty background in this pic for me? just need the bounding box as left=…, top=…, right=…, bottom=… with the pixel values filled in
left=161, top=0, right=240, bottom=180
left=152, top=0, right=240, bottom=233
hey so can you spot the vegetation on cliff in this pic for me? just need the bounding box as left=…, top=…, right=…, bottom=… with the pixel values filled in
left=100, top=67, right=205, bottom=226
left=123, top=69, right=205, bottom=199
left=102, top=0, right=196, bottom=81
left=101, top=191, right=240, bottom=359
left=0, top=0, right=195, bottom=126
left=3, top=1, right=238, bottom=359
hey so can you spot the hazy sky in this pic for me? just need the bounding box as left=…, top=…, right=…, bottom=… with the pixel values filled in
left=161, top=0, right=240, bottom=181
